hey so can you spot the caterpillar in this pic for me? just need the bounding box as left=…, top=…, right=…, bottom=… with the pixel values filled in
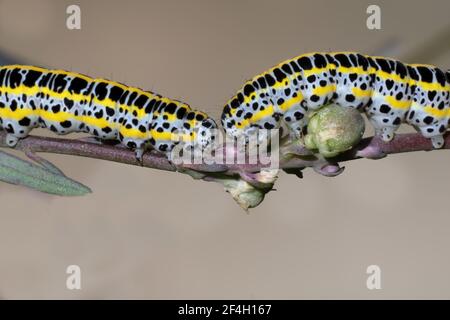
left=221, top=52, right=450, bottom=149
left=0, top=65, right=217, bottom=160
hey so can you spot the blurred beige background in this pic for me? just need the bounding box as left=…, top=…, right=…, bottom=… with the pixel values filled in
left=0, top=0, right=449, bottom=299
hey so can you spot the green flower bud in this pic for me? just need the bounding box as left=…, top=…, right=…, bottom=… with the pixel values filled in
left=304, top=104, right=365, bottom=157
left=222, top=179, right=265, bottom=211
left=217, top=169, right=278, bottom=211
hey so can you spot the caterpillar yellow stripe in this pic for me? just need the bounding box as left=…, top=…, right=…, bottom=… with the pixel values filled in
left=221, top=52, right=450, bottom=149
left=0, top=65, right=217, bottom=160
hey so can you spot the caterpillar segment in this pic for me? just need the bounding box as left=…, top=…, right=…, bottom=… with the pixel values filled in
left=221, top=52, right=450, bottom=149
left=0, top=65, right=217, bottom=160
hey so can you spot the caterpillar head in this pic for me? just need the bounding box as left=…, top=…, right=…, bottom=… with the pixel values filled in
left=220, top=113, right=239, bottom=138
left=220, top=99, right=250, bottom=140
left=193, top=114, right=218, bottom=151
left=181, top=111, right=218, bottom=152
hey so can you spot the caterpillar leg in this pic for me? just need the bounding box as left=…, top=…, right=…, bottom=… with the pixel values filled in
left=380, top=125, right=397, bottom=142
left=415, top=124, right=446, bottom=149
left=5, top=133, right=20, bottom=147
left=149, top=137, right=178, bottom=160
left=282, top=106, right=308, bottom=140
left=118, top=134, right=149, bottom=163
left=406, top=107, right=448, bottom=149
left=404, top=65, right=449, bottom=149
left=4, top=125, right=34, bottom=147
left=284, top=120, right=307, bottom=141
left=134, top=147, right=145, bottom=163
left=2, top=116, right=37, bottom=147
left=431, top=135, right=445, bottom=148
left=367, top=113, right=401, bottom=142
left=365, top=101, right=403, bottom=141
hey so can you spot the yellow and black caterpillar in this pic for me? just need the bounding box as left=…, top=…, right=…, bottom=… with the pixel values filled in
left=221, top=52, right=450, bottom=149
left=0, top=65, right=217, bottom=159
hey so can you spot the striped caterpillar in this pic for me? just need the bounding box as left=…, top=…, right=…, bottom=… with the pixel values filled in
left=221, top=52, right=450, bottom=150
left=0, top=65, right=217, bottom=160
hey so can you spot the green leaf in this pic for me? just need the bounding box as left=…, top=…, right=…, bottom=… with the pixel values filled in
left=0, top=150, right=91, bottom=196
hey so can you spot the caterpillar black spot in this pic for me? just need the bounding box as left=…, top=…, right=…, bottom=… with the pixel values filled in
left=0, top=65, right=217, bottom=160
left=221, top=52, right=450, bottom=149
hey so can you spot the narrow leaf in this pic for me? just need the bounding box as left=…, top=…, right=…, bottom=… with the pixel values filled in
left=0, top=150, right=91, bottom=196
left=25, top=150, right=66, bottom=175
